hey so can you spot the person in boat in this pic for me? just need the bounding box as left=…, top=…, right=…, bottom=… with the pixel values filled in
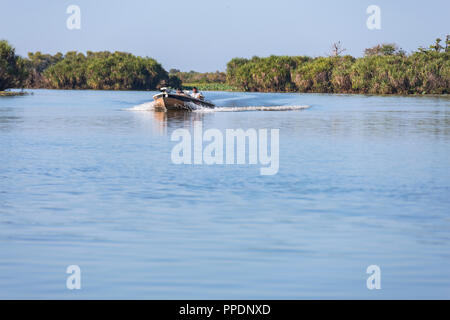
left=190, top=87, right=204, bottom=100
left=176, top=88, right=189, bottom=97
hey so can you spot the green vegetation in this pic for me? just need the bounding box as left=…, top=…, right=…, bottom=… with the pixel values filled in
left=1, top=37, right=448, bottom=95
left=42, top=51, right=173, bottom=90
left=182, top=82, right=238, bottom=91
left=169, top=70, right=226, bottom=84
left=169, top=70, right=234, bottom=90
left=1, top=42, right=178, bottom=91
left=24, top=51, right=63, bottom=88
left=227, top=56, right=302, bottom=92
left=226, top=37, right=450, bottom=94
left=0, top=91, right=27, bottom=96
left=0, top=40, right=27, bottom=91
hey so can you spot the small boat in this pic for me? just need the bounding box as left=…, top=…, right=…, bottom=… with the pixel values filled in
left=153, top=88, right=215, bottom=111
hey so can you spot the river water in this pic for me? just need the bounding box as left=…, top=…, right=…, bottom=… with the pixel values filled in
left=0, top=89, right=449, bottom=298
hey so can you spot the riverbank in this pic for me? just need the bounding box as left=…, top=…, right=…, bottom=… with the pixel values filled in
left=182, top=82, right=238, bottom=91
left=0, top=91, right=28, bottom=97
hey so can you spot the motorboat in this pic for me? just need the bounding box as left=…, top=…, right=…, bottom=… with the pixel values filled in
left=153, top=88, right=215, bottom=111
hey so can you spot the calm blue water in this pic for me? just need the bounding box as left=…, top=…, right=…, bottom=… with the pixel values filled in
left=1, top=89, right=449, bottom=299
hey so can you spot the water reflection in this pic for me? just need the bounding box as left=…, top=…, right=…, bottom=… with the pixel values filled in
left=144, top=110, right=206, bottom=136
left=0, top=107, right=23, bottom=131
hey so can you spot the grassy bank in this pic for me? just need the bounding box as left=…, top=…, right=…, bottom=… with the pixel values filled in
left=172, top=70, right=238, bottom=91
left=0, top=91, right=27, bottom=96
left=182, top=82, right=239, bottom=91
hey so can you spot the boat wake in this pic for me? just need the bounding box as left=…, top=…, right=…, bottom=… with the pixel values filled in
left=126, top=101, right=310, bottom=112
left=192, top=105, right=310, bottom=112
left=127, top=101, right=157, bottom=111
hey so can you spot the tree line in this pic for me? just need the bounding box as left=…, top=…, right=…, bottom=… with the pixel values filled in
left=0, top=41, right=180, bottom=91
left=0, top=41, right=28, bottom=91
left=1, top=37, right=449, bottom=94
left=168, top=69, right=232, bottom=91
left=226, top=37, right=450, bottom=95
left=168, top=69, right=226, bottom=84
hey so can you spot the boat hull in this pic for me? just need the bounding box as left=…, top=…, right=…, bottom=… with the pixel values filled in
left=153, top=93, right=215, bottom=111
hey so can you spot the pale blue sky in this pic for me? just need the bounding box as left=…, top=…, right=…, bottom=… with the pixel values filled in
left=1, top=0, right=448, bottom=71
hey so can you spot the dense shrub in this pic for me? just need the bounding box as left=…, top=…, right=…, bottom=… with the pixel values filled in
left=3, top=37, right=448, bottom=94
left=171, top=70, right=226, bottom=84
left=227, top=56, right=308, bottom=92
left=43, top=51, right=170, bottom=90
left=330, top=56, right=355, bottom=93
left=24, top=51, right=63, bottom=88
left=226, top=38, right=449, bottom=94
left=0, top=40, right=28, bottom=91
left=406, top=51, right=449, bottom=94
left=292, top=57, right=335, bottom=93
